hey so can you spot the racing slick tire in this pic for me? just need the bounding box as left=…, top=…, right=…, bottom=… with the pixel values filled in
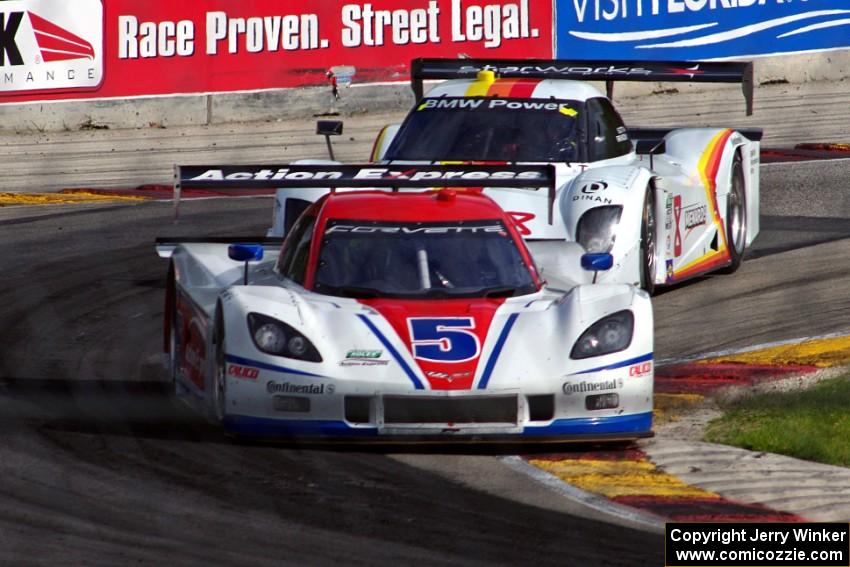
left=212, top=307, right=228, bottom=423
left=639, top=187, right=657, bottom=295
left=721, top=152, right=747, bottom=274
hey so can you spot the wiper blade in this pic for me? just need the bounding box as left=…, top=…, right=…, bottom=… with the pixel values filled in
left=341, top=286, right=384, bottom=298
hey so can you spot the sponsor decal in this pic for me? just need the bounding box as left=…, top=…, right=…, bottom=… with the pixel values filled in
left=1, top=0, right=103, bottom=94
left=227, top=364, right=259, bottom=380
left=580, top=180, right=608, bottom=194
left=556, top=0, right=850, bottom=61
left=340, top=358, right=389, bottom=367
left=346, top=349, right=382, bottom=359
left=362, top=305, right=499, bottom=392
left=664, top=194, right=673, bottom=231
left=267, top=380, right=333, bottom=395
left=666, top=259, right=674, bottom=282
left=408, top=317, right=481, bottom=363
left=563, top=378, right=623, bottom=395
left=628, top=361, right=652, bottom=377
left=464, top=62, right=654, bottom=76
left=340, top=349, right=389, bottom=367
left=189, top=166, right=546, bottom=184
left=5, top=0, right=551, bottom=103
left=573, top=180, right=612, bottom=204
left=419, top=98, right=578, bottom=114
left=326, top=224, right=504, bottom=236
left=573, top=194, right=612, bottom=204
left=683, top=204, right=707, bottom=230
left=673, top=195, right=682, bottom=257
left=508, top=211, right=535, bottom=236
left=426, top=370, right=472, bottom=382
left=449, top=0, right=539, bottom=48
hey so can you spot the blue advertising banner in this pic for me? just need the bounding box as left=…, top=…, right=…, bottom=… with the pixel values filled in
left=556, top=0, right=850, bottom=60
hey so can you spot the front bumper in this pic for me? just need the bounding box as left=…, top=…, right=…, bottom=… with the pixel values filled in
left=221, top=352, right=654, bottom=442
left=222, top=412, right=653, bottom=442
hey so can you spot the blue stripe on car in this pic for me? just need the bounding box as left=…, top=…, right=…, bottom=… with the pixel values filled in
left=523, top=412, right=652, bottom=436
left=225, top=354, right=327, bottom=378
left=477, top=313, right=519, bottom=390
left=357, top=314, right=425, bottom=390
left=221, top=413, right=651, bottom=438
left=573, top=352, right=653, bottom=375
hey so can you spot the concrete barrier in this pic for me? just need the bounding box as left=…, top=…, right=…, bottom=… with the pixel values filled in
left=1, top=51, right=848, bottom=133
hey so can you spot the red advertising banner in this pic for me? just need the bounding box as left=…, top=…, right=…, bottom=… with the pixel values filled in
left=1, top=0, right=553, bottom=103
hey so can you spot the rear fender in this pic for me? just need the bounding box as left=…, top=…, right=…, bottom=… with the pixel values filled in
left=658, top=128, right=759, bottom=248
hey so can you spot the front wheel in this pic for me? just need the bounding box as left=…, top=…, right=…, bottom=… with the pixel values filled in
left=639, top=188, right=657, bottom=295
left=721, top=153, right=747, bottom=274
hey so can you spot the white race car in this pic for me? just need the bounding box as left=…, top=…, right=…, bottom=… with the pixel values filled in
left=159, top=164, right=653, bottom=441
left=273, top=59, right=761, bottom=294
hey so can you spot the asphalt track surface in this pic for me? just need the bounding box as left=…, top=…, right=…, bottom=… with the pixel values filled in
left=2, top=76, right=850, bottom=563
left=1, top=155, right=849, bottom=565
left=0, top=198, right=661, bottom=566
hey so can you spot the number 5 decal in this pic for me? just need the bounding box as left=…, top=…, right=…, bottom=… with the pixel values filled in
left=408, top=317, right=480, bottom=363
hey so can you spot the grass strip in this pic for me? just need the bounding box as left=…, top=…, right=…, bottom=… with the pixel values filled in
left=705, top=374, right=850, bottom=466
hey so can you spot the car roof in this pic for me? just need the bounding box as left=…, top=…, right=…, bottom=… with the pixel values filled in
left=424, top=77, right=604, bottom=102
left=319, top=190, right=509, bottom=223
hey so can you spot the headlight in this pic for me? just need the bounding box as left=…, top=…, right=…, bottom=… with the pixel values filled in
left=247, top=313, right=322, bottom=362
left=576, top=206, right=622, bottom=253
left=570, top=310, right=634, bottom=359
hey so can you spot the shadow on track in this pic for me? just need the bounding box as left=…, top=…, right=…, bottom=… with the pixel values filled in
left=0, top=378, right=642, bottom=456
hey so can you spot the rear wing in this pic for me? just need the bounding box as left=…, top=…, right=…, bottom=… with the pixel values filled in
left=410, top=58, right=755, bottom=116
left=174, top=163, right=558, bottom=223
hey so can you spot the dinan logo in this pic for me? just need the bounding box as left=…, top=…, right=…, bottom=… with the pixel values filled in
left=1, top=0, right=103, bottom=94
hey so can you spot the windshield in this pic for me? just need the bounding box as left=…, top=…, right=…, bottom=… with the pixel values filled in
left=313, top=219, right=537, bottom=299
left=384, top=97, right=583, bottom=163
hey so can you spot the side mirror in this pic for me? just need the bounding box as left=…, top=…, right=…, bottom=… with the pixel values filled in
left=228, top=244, right=263, bottom=262
left=634, top=139, right=666, bottom=155
left=316, top=120, right=344, bottom=160
left=581, top=253, right=613, bottom=283
left=228, top=244, right=264, bottom=285
left=634, top=139, right=666, bottom=169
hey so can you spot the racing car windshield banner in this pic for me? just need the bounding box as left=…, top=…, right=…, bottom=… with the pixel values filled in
left=1, top=0, right=552, bottom=103
left=556, top=0, right=850, bottom=60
